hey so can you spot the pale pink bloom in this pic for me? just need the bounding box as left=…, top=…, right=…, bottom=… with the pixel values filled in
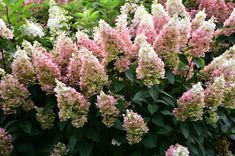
left=79, top=48, right=108, bottom=96
left=197, top=0, right=234, bottom=23
left=191, top=9, right=206, bottom=31
left=129, top=5, right=148, bottom=37
left=223, top=83, right=235, bottom=109
left=123, top=110, right=149, bottom=144
left=166, top=0, right=188, bottom=17
left=174, top=83, right=205, bottom=121
left=200, top=45, right=235, bottom=79
left=52, top=34, right=77, bottom=76
left=165, top=144, right=189, bottom=156
left=54, top=80, right=90, bottom=128
left=0, top=74, right=33, bottom=114
left=0, top=128, right=13, bottom=156
left=66, top=52, right=82, bottom=86
left=204, top=75, right=225, bottom=110
left=33, top=48, right=61, bottom=93
left=136, top=13, right=157, bottom=44
left=178, top=17, right=191, bottom=47
left=153, top=16, right=180, bottom=69
left=188, top=19, right=216, bottom=57
left=0, top=19, right=13, bottom=39
left=136, top=40, right=165, bottom=87
left=114, top=56, right=131, bottom=72
left=151, top=1, right=169, bottom=34
left=96, top=91, right=119, bottom=127
left=11, top=47, right=36, bottom=85
left=212, top=60, right=235, bottom=83
left=76, top=30, right=105, bottom=58
left=219, top=8, right=235, bottom=36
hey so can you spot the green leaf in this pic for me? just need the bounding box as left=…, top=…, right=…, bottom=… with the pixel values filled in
left=148, top=104, right=159, bottom=115
left=179, top=123, right=190, bottom=138
left=162, top=96, right=175, bottom=107
left=229, top=134, right=235, bottom=140
left=158, top=126, right=172, bottom=134
left=113, top=81, right=125, bottom=92
left=19, top=121, right=32, bottom=134
left=160, top=110, right=173, bottom=116
left=68, top=134, right=78, bottom=152
left=148, top=85, right=159, bottom=101
left=125, top=69, right=135, bottom=81
left=141, top=134, right=157, bottom=148
left=179, top=54, right=189, bottom=65
left=152, top=116, right=164, bottom=127
left=193, top=57, right=205, bottom=68
left=166, top=70, right=174, bottom=84
left=132, top=90, right=150, bottom=102
left=78, top=141, right=92, bottom=156
left=85, top=128, right=99, bottom=142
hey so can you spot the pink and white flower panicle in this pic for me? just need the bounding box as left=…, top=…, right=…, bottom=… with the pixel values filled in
left=0, top=74, right=33, bottom=115
left=136, top=38, right=165, bottom=87
left=0, top=18, right=13, bottom=39
left=96, top=91, right=119, bottom=127
left=173, top=83, right=205, bottom=121
left=123, top=110, right=149, bottom=144
left=165, top=144, right=189, bottom=156
left=0, top=128, right=13, bottom=156
left=54, top=79, right=90, bottom=128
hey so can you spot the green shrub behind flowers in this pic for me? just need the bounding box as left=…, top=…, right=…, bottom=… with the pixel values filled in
left=0, top=0, right=235, bottom=156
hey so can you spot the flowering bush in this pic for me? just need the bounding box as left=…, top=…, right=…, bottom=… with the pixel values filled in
left=0, top=0, right=235, bottom=155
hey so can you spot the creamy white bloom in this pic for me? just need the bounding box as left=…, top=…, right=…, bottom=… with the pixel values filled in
left=21, top=20, right=44, bottom=38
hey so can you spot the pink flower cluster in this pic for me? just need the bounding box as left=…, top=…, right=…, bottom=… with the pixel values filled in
left=54, top=80, right=90, bottom=128
left=79, top=48, right=108, bottom=96
left=174, top=83, right=205, bottom=121
left=11, top=47, right=36, bottom=85
left=0, top=19, right=13, bottom=39
left=165, top=144, right=189, bottom=156
left=0, top=128, right=13, bottom=156
left=136, top=38, right=165, bottom=87
left=123, top=110, right=149, bottom=144
left=33, top=46, right=61, bottom=93
left=96, top=91, right=119, bottom=127
left=0, top=74, right=33, bottom=114
left=197, top=0, right=234, bottom=23
left=204, top=75, right=225, bottom=110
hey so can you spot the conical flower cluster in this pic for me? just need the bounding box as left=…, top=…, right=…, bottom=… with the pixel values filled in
left=165, top=144, right=189, bottom=156
left=0, top=128, right=13, bottom=156
left=96, top=91, right=119, bottom=127
left=174, top=83, right=205, bottom=121
left=123, top=110, right=149, bottom=144
left=0, top=18, right=13, bottom=39
left=11, top=47, right=36, bottom=85
left=136, top=38, right=165, bottom=87
left=54, top=80, right=90, bottom=128
left=0, top=74, right=33, bottom=114
left=79, top=48, right=108, bottom=96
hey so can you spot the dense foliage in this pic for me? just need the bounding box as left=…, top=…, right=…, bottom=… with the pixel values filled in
left=0, top=0, right=235, bottom=156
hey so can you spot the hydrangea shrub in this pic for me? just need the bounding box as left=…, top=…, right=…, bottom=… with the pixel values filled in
left=0, top=0, right=235, bottom=155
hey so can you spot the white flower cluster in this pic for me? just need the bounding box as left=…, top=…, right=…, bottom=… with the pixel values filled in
left=21, top=20, right=44, bottom=38
left=47, top=3, right=68, bottom=35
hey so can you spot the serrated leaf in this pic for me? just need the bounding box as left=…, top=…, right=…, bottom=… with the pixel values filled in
left=125, top=69, right=135, bottom=81
left=113, top=81, right=125, bottom=92
left=162, top=96, right=175, bottom=107
left=152, top=116, right=164, bottom=127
